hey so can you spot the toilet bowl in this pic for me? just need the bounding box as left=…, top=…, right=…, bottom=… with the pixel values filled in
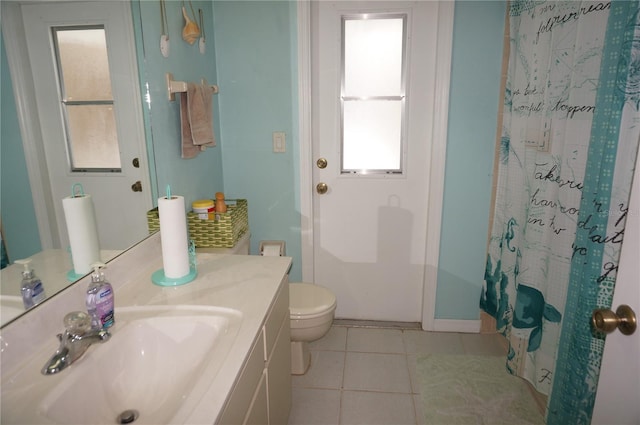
left=289, top=282, right=336, bottom=375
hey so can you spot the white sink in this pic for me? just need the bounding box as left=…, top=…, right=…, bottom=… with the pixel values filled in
left=1, top=305, right=242, bottom=424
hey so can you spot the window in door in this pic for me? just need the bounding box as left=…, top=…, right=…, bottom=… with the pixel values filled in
left=341, top=14, right=407, bottom=174
left=52, top=26, right=121, bottom=172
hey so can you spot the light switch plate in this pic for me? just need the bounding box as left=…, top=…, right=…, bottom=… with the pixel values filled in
left=272, top=131, right=286, bottom=153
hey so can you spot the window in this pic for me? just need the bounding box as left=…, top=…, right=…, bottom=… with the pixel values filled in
left=341, top=14, right=407, bottom=174
left=53, top=27, right=121, bottom=171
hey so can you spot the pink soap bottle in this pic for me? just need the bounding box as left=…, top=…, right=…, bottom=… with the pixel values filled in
left=86, top=262, right=115, bottom=330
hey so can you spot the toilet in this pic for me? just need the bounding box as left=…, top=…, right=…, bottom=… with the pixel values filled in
left=289, top=282, right=337, bottom=375
left=257, top=241, right=337, bottom=375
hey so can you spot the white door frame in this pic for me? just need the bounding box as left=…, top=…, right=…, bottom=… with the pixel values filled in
left=2, top=2, right=58, bottom=249
left=297, top=0, right=454, bottom=330
left=2, top=1, right=151, bottom=250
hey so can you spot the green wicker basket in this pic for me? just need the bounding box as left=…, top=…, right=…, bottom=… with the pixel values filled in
left=147, top=208, right=160, bottom=233
left=147, top=199, right=249, bottom=248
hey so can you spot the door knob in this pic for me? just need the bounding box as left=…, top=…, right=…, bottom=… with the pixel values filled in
left=316, top=182, right=328, bottom=194
left=131, top=181, right=143, bottom=192
left=592, top=304, right=637, bottom=335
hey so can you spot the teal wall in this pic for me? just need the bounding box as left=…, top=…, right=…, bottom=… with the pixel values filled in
left=435, top=1, right=506, bottom=320
left=212, top=1, right=302, bottom=280
left=0, top=34, right=42, bottom=261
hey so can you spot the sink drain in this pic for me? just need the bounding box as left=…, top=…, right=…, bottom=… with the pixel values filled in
left=116, top=409, right=139, bottom=424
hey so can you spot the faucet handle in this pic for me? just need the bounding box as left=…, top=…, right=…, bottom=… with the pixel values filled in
left=63, top=311, right=92, bottom=336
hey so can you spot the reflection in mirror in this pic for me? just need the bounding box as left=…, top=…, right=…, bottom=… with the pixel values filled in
left=1, top=0, right=153, bottom=327
left=0, top=250, right=121, bottom=327
left=53, top=27, right=122, bottom=171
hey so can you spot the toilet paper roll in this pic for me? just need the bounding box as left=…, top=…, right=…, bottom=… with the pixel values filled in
left=158, top=195, right=190, bottom=278
left=62, top=194, right=101, bottom=275
left=262, top=245, right=282, bottom=257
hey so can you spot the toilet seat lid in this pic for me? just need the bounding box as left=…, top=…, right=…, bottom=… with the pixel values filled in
left=289, top=283, right=336, bottom=318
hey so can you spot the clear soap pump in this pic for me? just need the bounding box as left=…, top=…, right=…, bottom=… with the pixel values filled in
left=15, top=258, right=47, bottom=309
left=86, top=262, right=114, bottom=330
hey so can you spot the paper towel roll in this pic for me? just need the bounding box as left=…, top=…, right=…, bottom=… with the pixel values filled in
left=158, top=195, right=190, bottom=278
left=62, top=194, right=101, bottom=275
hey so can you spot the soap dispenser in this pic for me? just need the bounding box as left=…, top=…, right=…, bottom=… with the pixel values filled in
left=86, top=262, right=115, bottom=330
left=15, top=258, right=47, bottom=309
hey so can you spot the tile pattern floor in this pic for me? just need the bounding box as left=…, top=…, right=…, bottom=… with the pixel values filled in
left=288, top=325, right=510, bottom=425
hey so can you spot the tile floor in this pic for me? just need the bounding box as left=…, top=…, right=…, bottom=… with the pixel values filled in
left=288, top=323, right=509, bottom=425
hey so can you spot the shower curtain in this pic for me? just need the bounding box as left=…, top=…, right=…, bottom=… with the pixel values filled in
left=481, top=1, right=640, bottom=423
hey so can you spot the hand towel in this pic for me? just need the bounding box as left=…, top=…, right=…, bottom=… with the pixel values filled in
left=180, top=88, right=200, bottom=159
left=188, top=82, right=216, bottom=147
left=180, top=82, right=216, bottom=159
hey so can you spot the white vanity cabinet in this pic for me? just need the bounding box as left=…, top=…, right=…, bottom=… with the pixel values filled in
left=218, top=276, right=291, bottom=425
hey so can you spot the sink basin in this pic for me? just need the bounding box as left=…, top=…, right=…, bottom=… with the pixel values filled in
left=1, top=305, right=242, bottom=424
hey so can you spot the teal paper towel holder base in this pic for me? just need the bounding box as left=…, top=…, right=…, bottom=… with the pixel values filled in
left=67, top=269, right=86, bottom=282
left=151, top=266, right=197, bottom=286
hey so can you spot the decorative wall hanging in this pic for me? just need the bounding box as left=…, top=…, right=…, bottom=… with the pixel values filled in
left=159, top=0, right=169, bottom=57
left=181, top=0, right=200, bottom=45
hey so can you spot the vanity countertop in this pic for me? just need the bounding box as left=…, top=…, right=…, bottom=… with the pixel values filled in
left=0, top=233, right=292, bottom=424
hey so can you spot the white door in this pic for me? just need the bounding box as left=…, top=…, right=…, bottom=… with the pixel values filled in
left=21, top=1, right=151, bottom=251
left=311, top=1, right=443, bottom=321
left=591, top=155, right=640, bottom=424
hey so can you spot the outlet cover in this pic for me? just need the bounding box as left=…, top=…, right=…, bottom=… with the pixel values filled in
left=272, top=131, right=286, bottom=153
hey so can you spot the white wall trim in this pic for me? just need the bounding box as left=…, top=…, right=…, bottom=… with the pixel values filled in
left=1, top=2, right=58, bottom=249
left=297, top=0, right=314, bottom=282
left=421, top=1, right=455, bottom=331
left=433, top=319, right=481, bottom=334
left=119, top=1, right=153, bottom=214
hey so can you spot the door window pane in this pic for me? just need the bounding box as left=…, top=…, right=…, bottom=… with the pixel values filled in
left=343, top=100, right=402, bottom=170
left=53, top=27, right=121, bottom=171
left=344, top=18, right=404, bottom=96
left=66, top=105, right=120, bottom=169
left=55, top=28, right=113, bottom=101
left=341, top=15, right=406, bottom=174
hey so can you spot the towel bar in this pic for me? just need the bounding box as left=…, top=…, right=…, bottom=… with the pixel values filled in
left=166, top=72, right=219, bottom=101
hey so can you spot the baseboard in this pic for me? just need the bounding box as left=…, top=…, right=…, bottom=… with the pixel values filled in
left=433, top=319, right=481, bottom=333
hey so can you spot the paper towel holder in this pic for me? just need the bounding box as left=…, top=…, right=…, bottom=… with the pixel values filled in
left=260, top=240, right=286, bottom=256
left=152, top=239, right=198, bottom=286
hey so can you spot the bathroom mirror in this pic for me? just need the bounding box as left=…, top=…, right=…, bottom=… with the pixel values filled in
left=0, top=0, right=156, bottom=327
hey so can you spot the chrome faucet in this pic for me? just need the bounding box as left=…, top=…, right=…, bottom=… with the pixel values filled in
left=41, top=311, right=111, bottom=375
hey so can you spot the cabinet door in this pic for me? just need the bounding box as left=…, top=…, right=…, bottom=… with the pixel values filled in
left=218, top=332, right=265, bottom=425
left=264, top=276, right=289, bottom=360
left=267, top=313, right=292, bottom=425
left=244, top=370, right=268, bottom=425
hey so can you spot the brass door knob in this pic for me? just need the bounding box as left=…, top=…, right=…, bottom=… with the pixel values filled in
left=592, top=304, right=637, bottom=335
left=317, top=158, right=328, bottom=169
left=316, top=182, right=328, bottom=194
left=131, top=181, right=143, bottom=192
